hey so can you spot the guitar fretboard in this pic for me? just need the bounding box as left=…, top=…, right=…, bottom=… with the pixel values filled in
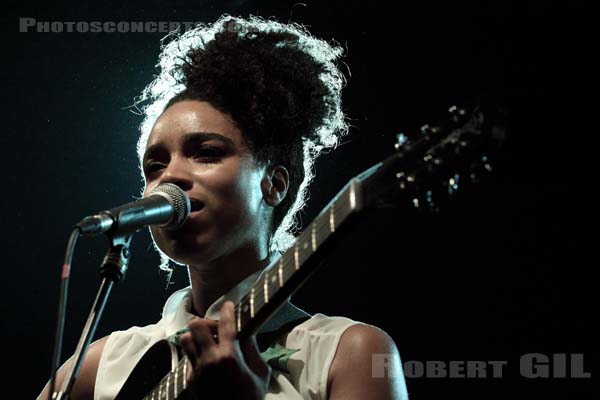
left=144, top=177, right=365, bottom=400
left=143, top=356, right=188, bottom=400
left=233, top=178, right=362, bottom=333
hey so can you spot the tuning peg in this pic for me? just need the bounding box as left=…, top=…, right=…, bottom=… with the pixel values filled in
left=420, top=124, right=442, bottom=136
left=482, top=155, right=493, bottom=172
left=467, top=155, right=493, bottom=184
left=448, top=105, right=467, bottom=116
left=394, top=133, right=408, bottom=149
left=448, top=105, right=469, bottom=125
left=447, top=173, right=460, bottom=196
left=424, top=190, right=440, bottom=213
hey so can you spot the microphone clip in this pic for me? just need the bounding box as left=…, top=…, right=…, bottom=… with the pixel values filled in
left=99, top=232, right=133, bottom=283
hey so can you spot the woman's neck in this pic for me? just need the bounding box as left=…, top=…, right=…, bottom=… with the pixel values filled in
left=187, top=244, right=274, bottom=317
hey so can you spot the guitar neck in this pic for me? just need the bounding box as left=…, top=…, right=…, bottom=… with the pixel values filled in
left=234, top=170, right=377, bottom=341
left=141, top=105, right=499, bottom=400
left=143, top=168, right=380, bottom=400
left=123, top=105, right=500, bottom=400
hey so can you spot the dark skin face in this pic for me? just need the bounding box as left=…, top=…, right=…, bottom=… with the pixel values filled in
left=139, top=100, right=291, bottom=398
left=142, top=100, right=288, bottom=315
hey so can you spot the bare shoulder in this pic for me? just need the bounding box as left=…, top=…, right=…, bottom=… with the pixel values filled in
left=328, top=324, right=409, bottom=400
left=38, top=335, right=110, bottom=400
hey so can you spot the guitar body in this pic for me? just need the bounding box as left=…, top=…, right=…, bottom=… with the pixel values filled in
left=115, top=340, right=191, bottom=400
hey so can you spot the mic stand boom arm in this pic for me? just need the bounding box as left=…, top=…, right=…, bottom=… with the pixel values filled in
left=52, top=232, right=133, bottom=400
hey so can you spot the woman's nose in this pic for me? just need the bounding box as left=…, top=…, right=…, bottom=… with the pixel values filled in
left=158, top=156, right=193, bottom=191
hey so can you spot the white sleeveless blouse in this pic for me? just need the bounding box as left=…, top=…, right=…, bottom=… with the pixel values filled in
left=94, top=271, right=361, bottom=400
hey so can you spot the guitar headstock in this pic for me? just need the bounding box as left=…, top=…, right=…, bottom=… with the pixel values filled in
left=357, top=104, right=506, bottom=212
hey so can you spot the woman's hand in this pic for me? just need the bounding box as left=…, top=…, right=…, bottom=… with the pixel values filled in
left=179, top=301, right=272, bottom=400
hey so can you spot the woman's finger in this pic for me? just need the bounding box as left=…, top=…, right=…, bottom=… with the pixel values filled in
left=188, top=318, right=218, bottom=351
left=218, top=301, right=238, bottom=346
left=179, top=332, right=198, bottom=366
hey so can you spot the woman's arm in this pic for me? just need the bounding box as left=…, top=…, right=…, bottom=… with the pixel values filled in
left=328, top=325, right=409, bottom=400
left=37, top=336, right=109, bottom=400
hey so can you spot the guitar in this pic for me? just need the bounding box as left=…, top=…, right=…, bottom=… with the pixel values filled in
left=115, top=105, right=505, bottom=399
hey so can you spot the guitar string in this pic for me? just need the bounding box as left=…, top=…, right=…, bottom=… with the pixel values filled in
left=149, top=192, right=357, bottom=398
left=234, top=199, right=354, bottom=309
left=142, top=125, right=473, bottom=398
left=239, top=150, right=469, bottom=307
left=150, top=164, right=456, bottom=396
left=149, top=356, right=188, bottom=399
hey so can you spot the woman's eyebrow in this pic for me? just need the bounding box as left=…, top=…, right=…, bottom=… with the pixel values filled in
left=181, top=131, right=235, bottom=147
left=143, top=131, right=235, bottom=163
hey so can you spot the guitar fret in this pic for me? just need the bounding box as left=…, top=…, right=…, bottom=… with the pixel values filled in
left=183, top=360, right=187, bottom=390
left=311, top=223, right=317, bottom=251
left=278, top=259, right=284, bottom=287
left=347, top=194, right=353, bottom=217
left=294, top=244, right=299, bottom=270
left=263, top=274, right=269, bottom=303
left=301, top=236, right=309, bottom=252
left=174, top=363, right=178, bottom=398
left=236, top=303, right=242, bottom=332
left=349, top=181, right=357, bottom=210
left=270, top=272, right=278, bottom=285
left=329, top=204, right=335, bottom=232
left=250, top=287, right=255, bottom=317
left=166, top=372, right=170, bottom=400
left=314, top=214, right=324, bottom=247
left=267, top=271, right=278, bottom=304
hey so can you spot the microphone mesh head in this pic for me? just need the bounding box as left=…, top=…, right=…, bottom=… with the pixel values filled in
left=149, top=183, right=191, bottom=230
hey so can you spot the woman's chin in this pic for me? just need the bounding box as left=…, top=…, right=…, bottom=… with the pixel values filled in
left=158, top=235, right=214, bottom=265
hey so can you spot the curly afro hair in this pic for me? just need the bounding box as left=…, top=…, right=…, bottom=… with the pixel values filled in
left=134, top=14, right=349, bottom=269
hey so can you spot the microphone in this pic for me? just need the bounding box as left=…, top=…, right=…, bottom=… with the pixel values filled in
left=75, top=183, right=191, bottom=235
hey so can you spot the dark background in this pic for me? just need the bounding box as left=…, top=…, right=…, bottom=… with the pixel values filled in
left=3, top=1, right=593, bottom=398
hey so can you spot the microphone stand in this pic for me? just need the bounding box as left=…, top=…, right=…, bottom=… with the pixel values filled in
left=52, top=232, right=133, bottom=400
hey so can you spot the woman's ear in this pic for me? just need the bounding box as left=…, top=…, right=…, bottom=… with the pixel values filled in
left=261, top=165, right=289, bottom=207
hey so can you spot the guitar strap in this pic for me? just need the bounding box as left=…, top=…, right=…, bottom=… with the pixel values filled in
left=255, top=302, right=311, bottom=352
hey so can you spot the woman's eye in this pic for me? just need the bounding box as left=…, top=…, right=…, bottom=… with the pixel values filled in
left=144, top=163, right=163, bottom=175
left=195, top=147, right=225, bottom=159
left=144, top=147, right=225, bottom=176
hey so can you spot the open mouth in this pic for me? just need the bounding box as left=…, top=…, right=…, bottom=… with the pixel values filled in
left=189, top=199, right=205, bottom=213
